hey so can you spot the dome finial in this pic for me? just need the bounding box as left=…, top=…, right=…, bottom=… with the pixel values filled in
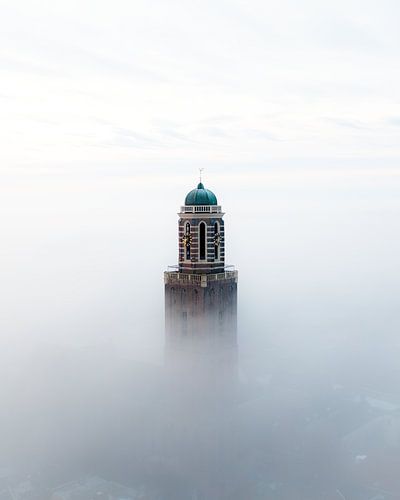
left=185, top=175, right=217, bottom=205
left=197, top=168, right=205, bottom=189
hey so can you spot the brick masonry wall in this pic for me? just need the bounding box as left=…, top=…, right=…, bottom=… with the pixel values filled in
left=164, top=280, right=237, bottom=355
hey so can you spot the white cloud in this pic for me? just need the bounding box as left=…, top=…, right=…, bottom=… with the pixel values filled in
left=1, top=0, right=400, bottom=170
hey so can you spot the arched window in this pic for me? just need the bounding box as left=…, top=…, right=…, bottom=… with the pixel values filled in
left=199, top=222, right=206, bottom=260
left=185, top=222, right=191, bottom=260
left=214, top=221, right=219, bottom=260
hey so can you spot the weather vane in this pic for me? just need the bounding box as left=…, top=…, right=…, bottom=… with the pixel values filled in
left=199, top=168, right=204, bottom=183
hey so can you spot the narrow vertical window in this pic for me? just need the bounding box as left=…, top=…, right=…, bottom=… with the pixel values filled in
left=185, top=222, right=191, bottom=260
left=214, top=222, right=219, bottom=260
left=199, top=222, right=206, bottom=260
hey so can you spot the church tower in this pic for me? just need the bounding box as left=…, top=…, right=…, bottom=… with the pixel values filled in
left=164, top=179, right=238, bottom=376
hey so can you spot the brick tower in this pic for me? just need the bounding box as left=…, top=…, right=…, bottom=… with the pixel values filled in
left=164, top=179, right=238, bottom=377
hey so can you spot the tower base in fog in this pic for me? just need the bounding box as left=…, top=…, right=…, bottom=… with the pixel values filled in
left=164, top=270, right=238, bottom=384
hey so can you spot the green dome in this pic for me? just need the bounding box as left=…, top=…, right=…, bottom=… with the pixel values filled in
left=185, top=182, right=218, bottom=206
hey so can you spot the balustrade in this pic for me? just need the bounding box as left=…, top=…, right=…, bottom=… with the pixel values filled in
left=164, top=270, right=238, bottom=287
left=180, top=205, right=222, bottom=214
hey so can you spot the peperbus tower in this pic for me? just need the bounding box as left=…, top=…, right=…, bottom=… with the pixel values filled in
left=164, top=178, right=238, bottom=376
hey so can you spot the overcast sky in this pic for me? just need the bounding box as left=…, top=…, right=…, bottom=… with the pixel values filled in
left=1, top=0, right=400, bottom=173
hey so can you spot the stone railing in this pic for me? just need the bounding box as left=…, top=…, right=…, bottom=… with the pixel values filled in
left=180, top=205, right=222, bottom=214
left=164, top=270, right=238, bottom=288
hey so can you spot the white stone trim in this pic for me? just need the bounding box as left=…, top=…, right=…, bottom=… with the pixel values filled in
left=178, top=212, right=225, bottom=219
left=181, top=205, right=222, bottom=214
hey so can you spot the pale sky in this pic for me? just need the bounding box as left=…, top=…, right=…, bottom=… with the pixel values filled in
left=1, top=0, right=400, bottom=172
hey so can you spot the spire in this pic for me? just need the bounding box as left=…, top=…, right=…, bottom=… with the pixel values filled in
left=197, top=168, right=205, bottom=189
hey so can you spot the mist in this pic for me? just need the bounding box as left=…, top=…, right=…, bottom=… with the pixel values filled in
left=1, top=164, right=399, bottom=498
